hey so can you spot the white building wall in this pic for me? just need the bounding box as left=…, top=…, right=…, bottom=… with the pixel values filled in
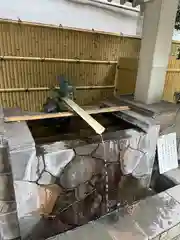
left=0, top=0, right=179, bottom=40
left=0, top=0, right=139, bottom=35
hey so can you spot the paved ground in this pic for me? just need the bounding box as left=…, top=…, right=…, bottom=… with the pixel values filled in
left=174, top=236, right=180, bottom=239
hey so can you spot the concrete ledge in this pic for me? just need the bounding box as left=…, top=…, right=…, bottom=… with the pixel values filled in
left=48, top=185, right=180, bottom=240
left=127, top=191, right=180, bottom=239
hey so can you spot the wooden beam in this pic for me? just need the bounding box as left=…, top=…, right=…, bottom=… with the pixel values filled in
left=4, top=106, right=129, bottom=123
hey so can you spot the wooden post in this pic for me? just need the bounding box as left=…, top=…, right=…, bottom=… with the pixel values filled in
left=0, top=139, right=21, bottom=240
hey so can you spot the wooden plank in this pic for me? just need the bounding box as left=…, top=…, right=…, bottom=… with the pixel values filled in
left=4, top=106, right=129, bottom=123
left=61, top=97, right=105, bottom=135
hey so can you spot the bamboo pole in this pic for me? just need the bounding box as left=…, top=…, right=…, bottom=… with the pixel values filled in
left=0, top=139, right=21, bottom=239
left=75, top=85, right=115, bottom=90
left=0, top=85, right=115, bottom=93
left=61, top=97, right=105, bottom=135
left=0, top=56, right=117, bottom=64
left=114, top=60, right=120, bottom=96
left=167, top=69, right=180, bottom=72
left=4, top=106, right=129, bottom=122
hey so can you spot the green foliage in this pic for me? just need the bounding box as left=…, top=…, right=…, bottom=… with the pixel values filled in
left=175, top=4, right=180, bottom=30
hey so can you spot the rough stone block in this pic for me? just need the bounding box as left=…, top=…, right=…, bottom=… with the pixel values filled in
left=10, top=148, right=36, bottom=180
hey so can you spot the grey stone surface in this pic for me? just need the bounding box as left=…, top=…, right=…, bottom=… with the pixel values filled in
left=102, top=98, right=157, bottom=133
left=125, top=192, right=180, bottom=239
left=0, top=174, right=15, bottom=201
left=19, top=214, right=42, bottom=239
left=38, top=171, right=56, bottom=185
left=48, top=214, right=148, bottom=240
left=4, top=121, right=35, bottom=151
left=98, top=212, right=148, bottom=239
left=116, top=95, right=180, bottom=135
left=119, top=96, right=178, bottom=114
left=0, top=139, right=21, bottom=240
left=173, top=234, right=180, bottom=240
left=46, top=190, right=180, bottom=240
left=164, top=168, right=180, bottom=185
left=158, top=223, right=180, bottom=240
left=11, top=148, right=36, bottom=180
left=0, top=108, right=36, bottom=181
left=166, top=185, right=180, bottom=204
left=0, top=211, right=21, bottom=239
left=3, top=108, right=35, bottom=151
left=48, top=222, right=113, bottom=240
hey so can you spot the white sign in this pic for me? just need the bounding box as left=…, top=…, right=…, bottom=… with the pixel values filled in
left=157, top=132, right=178, bottom=174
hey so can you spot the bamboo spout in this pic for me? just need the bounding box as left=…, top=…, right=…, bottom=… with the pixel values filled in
left=61, top=97, right=105, bottom=135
